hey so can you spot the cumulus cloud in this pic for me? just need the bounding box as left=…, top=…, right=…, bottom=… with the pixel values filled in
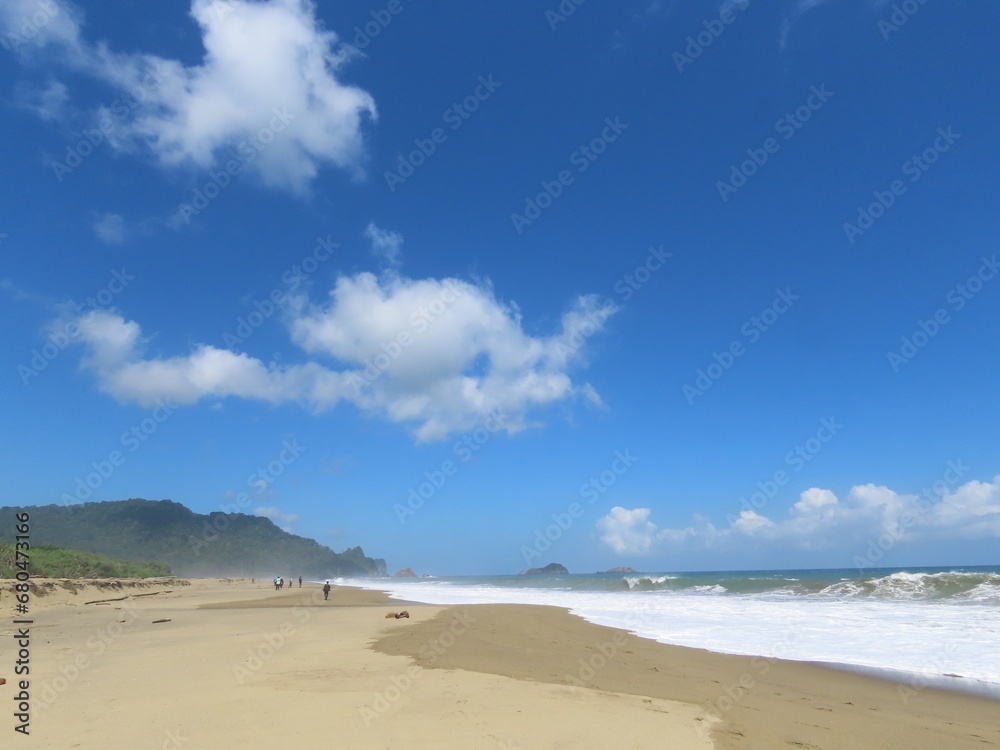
left=2, top=0, right=376, bottom=191
left=596, top=476, right=1000, bottom=556
left=57, top=270, right=612, bottom=442
left=596, top=507, right=664, bottom=555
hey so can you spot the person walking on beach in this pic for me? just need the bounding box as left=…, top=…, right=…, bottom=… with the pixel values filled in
left=323, top=581, right=331, bottom=600
left=298, top=576, right=303, bottom=588
left=273, top=576, right=279, bottom=590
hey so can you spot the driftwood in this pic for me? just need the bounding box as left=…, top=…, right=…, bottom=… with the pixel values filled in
left=151, top=619, right=171, bottom=624
left=84, top=596, right=128, bottom=605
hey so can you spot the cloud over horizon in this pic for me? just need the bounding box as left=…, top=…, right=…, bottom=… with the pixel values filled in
left=597, top=475, right=1000, bottom=558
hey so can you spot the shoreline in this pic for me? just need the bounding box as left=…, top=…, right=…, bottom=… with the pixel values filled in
left=346, top=575, right=1000, bottom=696
left=3, top=578, right=997, bottom=748
left=373, top=599, right=1000, bottom=749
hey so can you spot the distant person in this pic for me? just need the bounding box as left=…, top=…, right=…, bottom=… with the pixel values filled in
left=298, top=576, right=303, bottom=588
left=323, top=582, right=331, bottom=600
left=273, top=577, right=279, bottom=590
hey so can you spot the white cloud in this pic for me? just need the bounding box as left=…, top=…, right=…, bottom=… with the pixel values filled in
left=15, top=79, right=69, bottom=120
left=0, top=0, right=83, bottom=52
left=731, top=509, right=775, bottom=535
left=364, top=222, right=403, bottom=268
left=597, top=477, right=1000, bottom=556
left=596, top=507, right=664, bottom=555
left=254, top=506, right=300, bottom=524
left=3, top=0, right=377, bottom=192
left=792, top=487, right=837, bottom=514
left=57, top=270, right=612, bottom=442
left=92, top=212, right=127, bottom=244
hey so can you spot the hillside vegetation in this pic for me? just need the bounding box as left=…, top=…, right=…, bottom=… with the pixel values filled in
left=0, top=499, right=386, bottom=578
left=0, top=543, right=170, bottom=579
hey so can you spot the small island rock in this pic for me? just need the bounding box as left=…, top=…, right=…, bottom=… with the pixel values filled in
left=519, top=563, right=569, bottom=575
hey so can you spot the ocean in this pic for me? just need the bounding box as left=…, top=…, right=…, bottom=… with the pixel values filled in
left=340, top=565, right=1000, bottom=696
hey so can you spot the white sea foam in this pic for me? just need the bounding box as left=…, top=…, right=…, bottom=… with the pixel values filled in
left=622, top=575, right=676, bottom=589
left=345, top=577, right=1000, bottom=688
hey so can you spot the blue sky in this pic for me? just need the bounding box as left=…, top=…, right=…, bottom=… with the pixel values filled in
left=2, top=0, right=999, bottom=575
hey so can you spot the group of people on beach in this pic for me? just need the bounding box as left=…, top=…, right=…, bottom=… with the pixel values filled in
left=268, top=576, right=332, bottom=600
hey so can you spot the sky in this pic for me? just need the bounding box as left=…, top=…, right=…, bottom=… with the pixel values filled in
left=1, top=0, right=999, bottom=576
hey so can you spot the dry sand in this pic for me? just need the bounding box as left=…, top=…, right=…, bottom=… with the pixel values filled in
left=1, top=579, right=997, bottom=749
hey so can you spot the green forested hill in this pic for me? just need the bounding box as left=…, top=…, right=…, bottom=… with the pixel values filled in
left=0, top=499, right=386, bottom=578
left=0, top=543, right=171, bottom=579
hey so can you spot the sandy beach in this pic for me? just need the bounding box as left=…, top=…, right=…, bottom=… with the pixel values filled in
left=2, top=579, right=998, bottom=749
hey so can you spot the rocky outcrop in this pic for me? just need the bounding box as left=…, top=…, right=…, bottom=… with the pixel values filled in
left=392, top=568, right=417, bottom=578
left=519, top=563, right=568, bottom=575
